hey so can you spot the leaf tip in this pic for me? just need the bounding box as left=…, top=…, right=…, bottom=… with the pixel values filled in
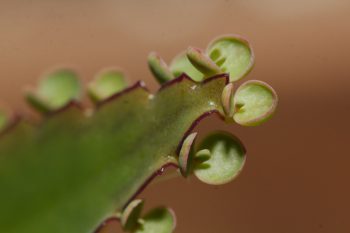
left=148, top=52, right=174, bottom=84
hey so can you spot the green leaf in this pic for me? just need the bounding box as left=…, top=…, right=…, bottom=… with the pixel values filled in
left=0, top=75, right=228, bottom=233
left=26, top=69, right=81, bottom=113
left=193, top=132, right=246, bottom=185
left=148, top=52, right=175, bottom=84
left=169, top=51, right=204, bottom=82
left=193, top=149, right=211, bottom=164
left=186, top=47, right=221, bottom=77
left=206, top=35, right=254, bottom=82
left=0, top=110, right=7, bottom=131
left=233, top=80, right=278, bottom=126
left=135, top=208, right=176, bottom=233
left=0, top=34, right=278, bottom=233
left=89, top=69, right=128, bottom=102
left=121, top=199, right=144, bottom=232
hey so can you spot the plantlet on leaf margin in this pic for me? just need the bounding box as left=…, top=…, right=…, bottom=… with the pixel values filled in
left=95, top=200, right=175, bottom=233
left=186, top=46, right=221, bottom=77
left=207, top=34, right=255, bottom=82
left=193, top=132, right=246, bottom=185
left=178, top=131, right=246, bottom=185
left=148, top=52, right=175, bottom=84
left=121, top=199, right=144, bottom=232
left=0, top=34, right=277, bottom=233
left=169, top=51, right=204, bottom=82
left=26, top=68, right=81, bottom=114
left=117, top=199, right=175, bottom=233
left=233, top=80, right=278, bottom=126
left=221, top=82, right=235, bottom=118
left=89, top=68, right=128, bottom=102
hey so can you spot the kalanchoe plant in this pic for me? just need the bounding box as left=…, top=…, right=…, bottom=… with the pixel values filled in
left=0, top=34, right=278, bottom=233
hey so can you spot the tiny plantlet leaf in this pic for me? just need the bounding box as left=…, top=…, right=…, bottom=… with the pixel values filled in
left=221, top=83, right=234, bottom=117
left=186, top=47, right=221, bottom=77
left=193, top=132, right=246, bottom=185
left=169, top=51, right=204, bottom=82
left=178, top=132, right=197, bottom=177
left=194, top=149, right=211, bottom=164
left=121, top=199, right=144, bottom=232
left=233, top=80, right=278, bottom=126
left=148, top=52, right=175, bottom=84
left=207, top=35, right=254, bottom=82
left=89, top=69, right=128, bottom=102
left=26, top=69, right=81, bottom=113
left=135, top=207, right=176, bottom=233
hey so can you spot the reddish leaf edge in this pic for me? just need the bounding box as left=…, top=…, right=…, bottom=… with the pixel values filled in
left=0, top=73, right=229, bottom=139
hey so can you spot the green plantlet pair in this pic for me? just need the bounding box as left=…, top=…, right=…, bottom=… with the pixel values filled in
left=25, top=68, right=128, bottom=113
left=118, top=199, right=175, bottom=233
left=148, top=35, right=253, bottom=83
left=0, top=34, right=277, bottom=233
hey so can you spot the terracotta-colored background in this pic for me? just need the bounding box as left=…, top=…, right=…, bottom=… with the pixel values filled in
left=1, top=1, right=349, bottom=232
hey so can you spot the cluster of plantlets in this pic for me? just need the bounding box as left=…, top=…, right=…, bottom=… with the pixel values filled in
left=0, top=35, right=277, bottom=233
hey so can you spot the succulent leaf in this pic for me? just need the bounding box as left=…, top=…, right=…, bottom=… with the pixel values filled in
left=207, top=35, right=254, bottom=82
left=135, top=207, right=175, bottom=233
left=0, top=34, right=278, bottom=233
left=148, top=52, right=175, bottom=84
left=186, top=47, right=221, bottom=77
left=178, top=132, right=197, bottom=177
left=169, top=51, right=204, bottom=82
left=0, top=74, right=228, bottom=233
left=26, top=69, right=81, bottom=113
left=193, top=132, right=246, bottom=185
left=121, top=199, right=144, bottom=232
left=233, top=80, right=278, bottom=126
left=221, top=83, right=234, bottom=117
left=89, top=69, right=128, bottom=102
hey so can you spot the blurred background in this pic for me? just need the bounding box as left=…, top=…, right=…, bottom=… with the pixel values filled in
left=0, top=0, right=349, bottom=232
